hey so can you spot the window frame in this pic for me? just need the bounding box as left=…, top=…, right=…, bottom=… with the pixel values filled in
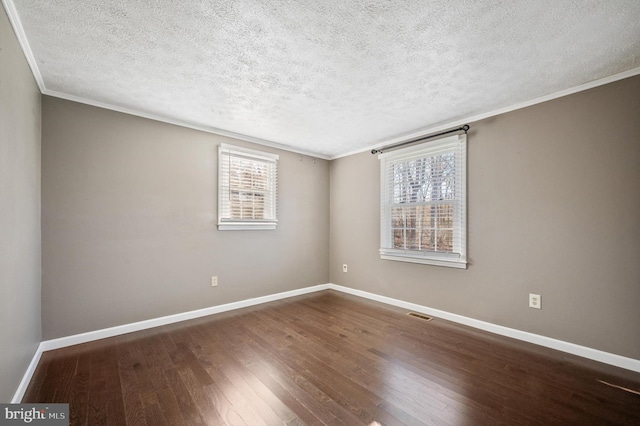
left=217, top=143, right=279, bottom=231
left=379, top=134, right=467, bottom=269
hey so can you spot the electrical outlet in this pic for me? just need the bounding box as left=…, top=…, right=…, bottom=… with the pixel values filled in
left=343, top=264, right=348, bottom=272
left=211, top=276, right=218, bottom=287
left=529, top=293, right=541, bottom=309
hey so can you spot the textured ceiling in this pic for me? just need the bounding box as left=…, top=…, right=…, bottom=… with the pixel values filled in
left=8, top=0, right=640, bottom=158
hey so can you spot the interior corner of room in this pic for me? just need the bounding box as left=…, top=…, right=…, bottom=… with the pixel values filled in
left=2, top=0, right=640, bottom=412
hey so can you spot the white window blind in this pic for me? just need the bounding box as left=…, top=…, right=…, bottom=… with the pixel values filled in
left=379, top=134, right=467, bottom=268
left=218, top=144, right=278, bottom=230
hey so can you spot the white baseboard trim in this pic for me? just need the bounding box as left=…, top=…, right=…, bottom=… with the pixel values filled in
left=12, top=284, right=330, bottom=402
left=39, top=284, right=331, bottom=352
left=326, top=283, right=640, bottom=373
left=11, top=343, right=44, bottom=403
left=13, top=282, right=640, bottom=402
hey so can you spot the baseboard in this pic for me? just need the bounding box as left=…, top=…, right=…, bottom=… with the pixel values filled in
left=14, top=282, right=640, bottom=402
left=11, top=342, right=44, bottom=403
left=12, top=284, right=330, bottom=402
left=39, top=284, right=331, bottom=352
left=326, top=283, right=640, bottom=373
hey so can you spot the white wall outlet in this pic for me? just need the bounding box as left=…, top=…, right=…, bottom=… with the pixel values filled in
left=211, top=276, right=218, bottom=287
left=343, top=264, right=348, bottom=272
left=529, top=293, right=541, bottom=309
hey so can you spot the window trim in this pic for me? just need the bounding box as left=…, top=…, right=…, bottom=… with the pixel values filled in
left=217, top=143, right=279, bottom=231
left=379, top=134, right=467, bottom=268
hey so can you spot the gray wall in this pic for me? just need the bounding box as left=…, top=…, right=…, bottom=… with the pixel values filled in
left=330, top=75, right=640, bottom=359
left=0, top=7, right=42, bottom=402
left=41, top=97, right=329, bottom=339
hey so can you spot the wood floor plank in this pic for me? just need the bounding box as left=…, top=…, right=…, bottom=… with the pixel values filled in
left=22, top=290, right=640, bottom=425
left=234, top=331, right=340, bottom=424
left=191, top=328, right=283, bottom=425
left=68, top=350, right=92, bottom=426
left=255, top=309, right=454, bottom=423
left=85, top=344, right=127, bottom=426
left=117, top=337, right=147, bottom=426
left=210, top=331, right=301, bottom=424
left=177, top=366, right=226, bottom=425
left=219, top=322, right=327, bottom=426
left=237, top=320, right=368, bottom=425
left=162, top=367, right=207, bottom=426
left=173, top=322, right=268, bottom=425
left=30, top=352, right=73, bottom=404
left=156, top=385, right=187, bottom=425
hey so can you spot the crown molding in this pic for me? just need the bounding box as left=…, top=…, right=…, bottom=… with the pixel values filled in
left=3, top=1, right=327, bottom=160
left=43, top=89, right=331, bottom=160
left=5, top=0, right=638, bottom=161
left=45, top=65, right=640, bottom=162
left=331, top=66, right=640, bottom=160
left=2, top=0, right=45, bottom=91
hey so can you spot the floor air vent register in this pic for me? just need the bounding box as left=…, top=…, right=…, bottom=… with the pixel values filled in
left=407, top=312, right=433, bottom=321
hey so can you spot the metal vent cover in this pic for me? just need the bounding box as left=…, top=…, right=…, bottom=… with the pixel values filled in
left=407, top=312, right=433, bottom=321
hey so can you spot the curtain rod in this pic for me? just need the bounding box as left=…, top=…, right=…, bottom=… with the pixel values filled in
left=371, top=124, right=470, bottom=154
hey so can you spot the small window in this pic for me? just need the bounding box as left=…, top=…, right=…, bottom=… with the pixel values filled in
left=218, top=144, right=278, bottom=230
left=379, top=134, right=467, bottom=268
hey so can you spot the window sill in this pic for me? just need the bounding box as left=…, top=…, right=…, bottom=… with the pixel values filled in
left=218, top=222, right=277, bottom=231
left=380, top=254, right=467, bottom=269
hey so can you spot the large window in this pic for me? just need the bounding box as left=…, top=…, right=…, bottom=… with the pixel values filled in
left=218, top=144, right=278, bottom=230
left=379, top=134, right=467, bottom=268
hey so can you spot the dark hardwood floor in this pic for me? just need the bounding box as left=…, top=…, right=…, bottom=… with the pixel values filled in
left=24, top=290, right=640, bottom=425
